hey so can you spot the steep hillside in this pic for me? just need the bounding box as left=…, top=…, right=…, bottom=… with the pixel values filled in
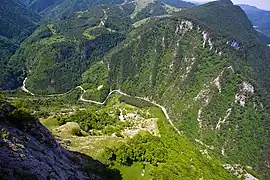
left=7, top=4, right=131, bottom=94
left=84, top=0, right=270, bottom=177
left=41, top=0, right=192, bottom=21
left=0, top=97, right=120, bottom=179
left=0, top=0, right=40, bottom=90
left=18, top=0, right=64, bottom=13
left=0, top=0, right=40, bottom=41
left=41, top=0, right=125, bottom=20
left=0, top=37, right=19, bottom=90
left=4, top=0, right=193, bottom=93
left=239, top=4, right=270, bottom=38
left=0, top=91, right=239, bottom=180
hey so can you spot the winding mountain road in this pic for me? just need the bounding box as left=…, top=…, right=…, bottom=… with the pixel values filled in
left=21, top=78, right=181, bottom=135
left=21, top=77, right=34, bottom=96
left=99, top=8, right=108, bottom=26
left=78, top=86, right=181, bottom=135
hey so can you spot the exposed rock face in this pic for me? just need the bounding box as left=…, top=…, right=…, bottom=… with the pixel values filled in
left=235, top=82, right=254, bottom=107
left=0, top=102, right=112, bottom=180
left=223, top=164, right=258, bottom=180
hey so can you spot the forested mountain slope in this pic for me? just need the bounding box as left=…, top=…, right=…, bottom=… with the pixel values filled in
left=0, top=0, right=40, bottom=91
left=85, top=0, right=270, bottom=177
left=36, top=0, right=193, bottom=20
left=0, top=0, right=40, bottom=41
left=7, top=4, right=131, bottom=94
left=3, top=0, right=188, bottom=93
left=239, top=4, right=270, bottom=39
left=17, top=0, right=63, bottom=13
left=41, top=0, right=124, bottom=20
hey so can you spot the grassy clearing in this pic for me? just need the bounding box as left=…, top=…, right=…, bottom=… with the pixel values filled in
left=47, top=24, right=57, bottom=35
left=82, top=29, right=96, bottom=40
left=69, top=136, right=124, bottom=160
left=40, top=95, right=159, bottom=161
left=41, top=116, right=125, bottom=160
left=40, top=117, right=60, bottom=130
left=132, top=17, right=151, bottom=28
left=131, top=0, right=154, bottom=19
left=114, top=162, right=153, bottom=180
left=40, top=35, right=67, bottom=44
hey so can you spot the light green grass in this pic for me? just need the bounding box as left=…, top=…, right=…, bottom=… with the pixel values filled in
left=114, top=162, right=153, bottom=180
left=40, top=117, right=60, bottom=130
left=82, top=30, right=96, bottom=40
left=41, top=115, right=125, bottom=160
left=40, top=35, right=66, bottom=44
left=47, top=24, right=57, bottom=35
left=69, top=136, right=124, bottom=160
left=131, top=0, right=154, bottom=19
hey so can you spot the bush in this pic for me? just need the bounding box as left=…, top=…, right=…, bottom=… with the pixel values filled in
left=71, top=127, right=83, bottom=136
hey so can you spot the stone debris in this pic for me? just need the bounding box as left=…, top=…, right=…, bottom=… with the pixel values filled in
left=235, top=82, right=254, bottom=107
left=223, top=164, right=258, bottom=180
left=216, top=108, right=232, bottom=130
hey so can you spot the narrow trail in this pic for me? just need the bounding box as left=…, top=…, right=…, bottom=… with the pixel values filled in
left=21, top=77, right=81, bottom=97
left=135, top=96, right=181, bottom=134
left=121, top=0, right=128, bottom=5
left=21, top=78, right=181, bottom=135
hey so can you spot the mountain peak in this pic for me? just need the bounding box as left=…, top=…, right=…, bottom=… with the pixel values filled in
left=218, top=0, right=233, bottom=5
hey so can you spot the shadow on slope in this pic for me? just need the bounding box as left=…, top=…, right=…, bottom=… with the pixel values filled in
left=0, top=100, right=122, bottom=180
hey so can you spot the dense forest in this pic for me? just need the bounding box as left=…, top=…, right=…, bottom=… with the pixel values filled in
left=0, top=0, right=40, bottom=90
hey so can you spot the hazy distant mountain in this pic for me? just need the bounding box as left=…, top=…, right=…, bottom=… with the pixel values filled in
left=17, top=0, right=64, bottom=12
left=184, top=0, right=208, bottom=5
left=239, top=4, right=270, bottom=43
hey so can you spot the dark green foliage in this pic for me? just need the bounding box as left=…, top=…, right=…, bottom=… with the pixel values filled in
left=0, top=99, right=36, bottom=127
left=0, top=0, right=40, bottom=41
left=5, top=3, right=135, bottom=94
left=0, top=0, right=40, bottom=90
left=41, top=0, right=125, bottom=20
left=160, top=0, right=195, bottom=8
left=174, top=1, right=255, bottom=41
left=104, top=4, right=133, bottom=32
left=104, top=108, right=235, bottom=179
left=21, top=0, right=64, bottom=13
left=106, top=132, right=167, bottom=165
left=2, top=0, right=270, bottom=178
left=96, top=2, right=270, bottom=177
left=119, top=96, right=154, bottom=108
left=4, top=88, right=82, bottom=117
left=0, top=37, right=19, bottom=90
left=132, top=1, right=167, bottom=22
left=174, top=0, right=270, bottom=92
left=58, top=107, right=129, bottom=135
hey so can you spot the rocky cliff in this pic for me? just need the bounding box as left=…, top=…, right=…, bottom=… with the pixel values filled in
left=0, top=101, right=120, bottom=179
